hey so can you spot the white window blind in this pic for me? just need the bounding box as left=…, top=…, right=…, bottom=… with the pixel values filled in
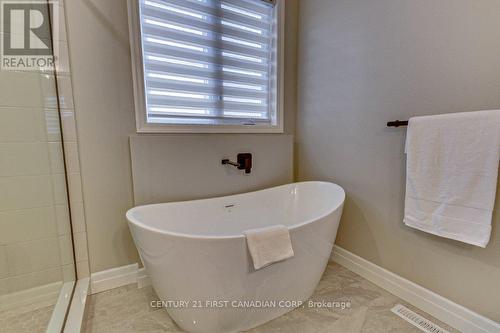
left=138, top=0, right=278, bottom=127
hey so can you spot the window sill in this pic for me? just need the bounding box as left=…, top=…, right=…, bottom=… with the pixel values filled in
left=136, top=123, right=284, bottom=134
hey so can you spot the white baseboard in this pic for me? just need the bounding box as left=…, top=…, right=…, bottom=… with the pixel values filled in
left=331, top=245, right=500, bottom=333
left=90, top=263, right=151, bottom=294
left=137, top=267, right=151, bottom=289
left=90, top=263, right=138, bottom=294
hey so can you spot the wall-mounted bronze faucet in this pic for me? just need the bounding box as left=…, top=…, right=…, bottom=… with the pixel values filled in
left=222, top=153, right=252, bottom=174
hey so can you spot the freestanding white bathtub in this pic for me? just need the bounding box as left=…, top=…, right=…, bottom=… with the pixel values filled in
left=127, top=181, right=345, bottom=333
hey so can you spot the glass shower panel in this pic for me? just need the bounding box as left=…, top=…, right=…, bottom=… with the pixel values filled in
left=0, top=2, right=75, bottom=331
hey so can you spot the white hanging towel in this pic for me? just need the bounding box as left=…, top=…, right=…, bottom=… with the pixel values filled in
left=244, top=225, right=294, bottom=270
left=404, top=110, right=500, bottom=247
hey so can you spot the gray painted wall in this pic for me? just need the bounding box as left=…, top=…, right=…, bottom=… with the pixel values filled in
left=130, top=135, right=293, bottom=205
left=297, top=0, right=500, bottom=321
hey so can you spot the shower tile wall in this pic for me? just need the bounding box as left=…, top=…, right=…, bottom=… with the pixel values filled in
left=0, top=71, right=74, bottom=298
left=0, top=0, right=89, bottom=307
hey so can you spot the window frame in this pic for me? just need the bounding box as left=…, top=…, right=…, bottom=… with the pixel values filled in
left=127, top=0, right=285, bottom=133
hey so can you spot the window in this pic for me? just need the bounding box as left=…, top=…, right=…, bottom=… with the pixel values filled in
left=128, top=0, right=284, bottom=133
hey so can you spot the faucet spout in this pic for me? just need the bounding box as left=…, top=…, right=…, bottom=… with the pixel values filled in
left=221, top=153, right=252, bottom=174
left=221, top=159, right=240, bottom=168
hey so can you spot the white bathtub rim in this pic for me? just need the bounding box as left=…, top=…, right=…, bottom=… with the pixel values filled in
left=126, top=181, right=345, bottom=240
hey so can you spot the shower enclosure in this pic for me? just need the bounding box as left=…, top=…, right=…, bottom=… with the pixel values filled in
left=0, top=0, right=76, bottom=331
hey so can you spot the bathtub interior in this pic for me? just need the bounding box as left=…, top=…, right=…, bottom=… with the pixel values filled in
left=127, top=181, right=345, bottom=238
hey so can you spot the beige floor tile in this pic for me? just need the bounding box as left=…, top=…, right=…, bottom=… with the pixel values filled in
left=83, top=262, right=460, bottom=333
left=0, top=304, right=54, bottom=333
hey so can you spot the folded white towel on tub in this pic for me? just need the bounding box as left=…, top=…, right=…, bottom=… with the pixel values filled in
left=244, top=225, right=294, bottom=270
left=404, top=110, right=500, bottom=247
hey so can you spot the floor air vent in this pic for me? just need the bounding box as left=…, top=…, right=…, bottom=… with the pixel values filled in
left=391, top=304, right=450, bottom=333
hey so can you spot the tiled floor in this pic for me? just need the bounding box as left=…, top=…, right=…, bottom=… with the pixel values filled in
left=83, top=262, right=459, bottom=333
left=0, top=304, right=55, bottom=333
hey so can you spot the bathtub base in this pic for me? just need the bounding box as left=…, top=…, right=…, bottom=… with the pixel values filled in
left=163, top=267, right=323, bottom=333
left=166, top=300, right=303, bottom=333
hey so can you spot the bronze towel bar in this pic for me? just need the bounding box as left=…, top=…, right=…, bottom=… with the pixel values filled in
left=387, top=120, right=409, bottom=127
